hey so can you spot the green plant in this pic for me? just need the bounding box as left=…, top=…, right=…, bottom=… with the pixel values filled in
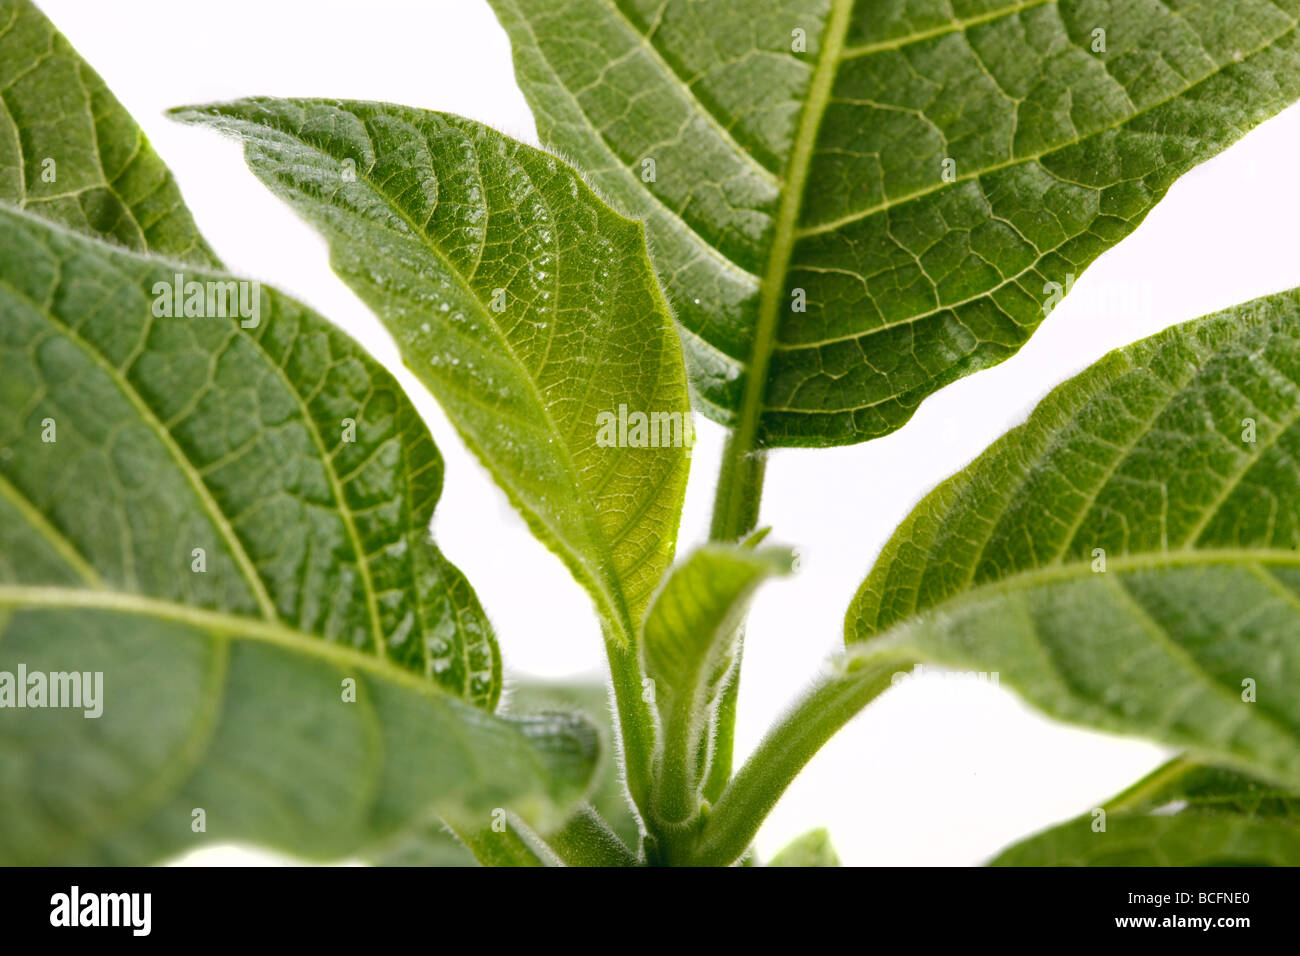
left=4, top=0, right=1300, bottom=865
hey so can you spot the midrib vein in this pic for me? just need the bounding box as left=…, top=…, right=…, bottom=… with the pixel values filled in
left=796, top=11, right=1300, bottom=240
left=1, top=272, right=279, bottom=620
left=857, top=546, right=1300, bottom=647
left=0, top=584, right=461, bottom=701
left=1105, top=757, right=1199, bottom=813
left=332, top=125, right=637, bottom=644
left=732, top=0, right=854, bottom=453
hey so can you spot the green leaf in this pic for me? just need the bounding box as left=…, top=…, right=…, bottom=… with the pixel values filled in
left=390, top=682, right=644, bottom=867
left=447, top=814, right=557, bottom=867
left=769, top=827, right=840, bottom=867
left=0, top=0, right=217, bottom=265
left=0, top=204, right=598, bottom=863
left=543, top=804, right=640, bottom=866
left=992, top=759, right=1300, bottom=865
left=170, top=98, right=692, bottom=648
left=848, top=290, right=1300, bottom=787
left=695, top=291, right=1300, bottom=866
left=506, top=680, right=641, bottom=848
left=488, top=0, right=1300, bottom=446
left=642, top=544, right=792, bottom=823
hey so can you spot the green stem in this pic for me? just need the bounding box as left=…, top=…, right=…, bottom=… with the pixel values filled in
left=695, top=433, right=767, bottom=824
left=686, top=0, right=854, bottom=863
left=606, top=636, right=657, bottom=824
left=651, top=694, right=703, bottom=825
left=709, top=431, right=767, bottom=542
left=690, top=654, right=910, bottom=866
left=701, top=642, right=743, bottom=803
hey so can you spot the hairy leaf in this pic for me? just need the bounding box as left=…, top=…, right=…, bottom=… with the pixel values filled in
left=0, top=0, right=218, bottom=265
left=0, top=204, right=598, bottom=863
left=489, top=0, right=1300, bottom=446
left=644, top=544, right=792, bottom=726
left=542, top=803, right=640, bottom=866
left=171, top=99, right=692, bottom=646
left=695, top=293, right=1300, bottom=866
left=992, top=759, right=1300, bottom=865
left=849, top=291, right=1300, bottom=788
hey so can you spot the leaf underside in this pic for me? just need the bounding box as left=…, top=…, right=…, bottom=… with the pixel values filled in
left=172, top=98, right=692, bottom=643
left=848, top=290, right=1300, bottom=790
left=489, top=0, right=1300, bottom=446
left=992, top=759, right=1300, bottom=865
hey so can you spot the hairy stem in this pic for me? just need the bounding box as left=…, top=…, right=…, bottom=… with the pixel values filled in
left=709, top=431, right=767, bottom=543
left=692, top=431, right=768, bottom=831
left=651, top=694, right=705, bottom=825
left=606, top=636, right=657, bottom=826
left=690, top=654, right=910, bottom=866
left=701, top=643, right=743, bottom=804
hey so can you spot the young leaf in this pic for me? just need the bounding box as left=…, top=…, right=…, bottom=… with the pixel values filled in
left=992, top=759, right=1300, bottom=866
left=0, top=205, right=597, bottom=862
left=769, top=827, right=840, bottom=867
left=171, top=99, right=692, bottom=649
left=0, top=0, right=218, bottom=265
left=642, top=544, right=793, bottom=822
left=488, top=0, right=1300, bottom=446
left=696, top=292, right=1300, bottom=865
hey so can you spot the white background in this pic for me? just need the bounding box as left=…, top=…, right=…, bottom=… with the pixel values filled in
left=36, top=0, right=1300, bottom=866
